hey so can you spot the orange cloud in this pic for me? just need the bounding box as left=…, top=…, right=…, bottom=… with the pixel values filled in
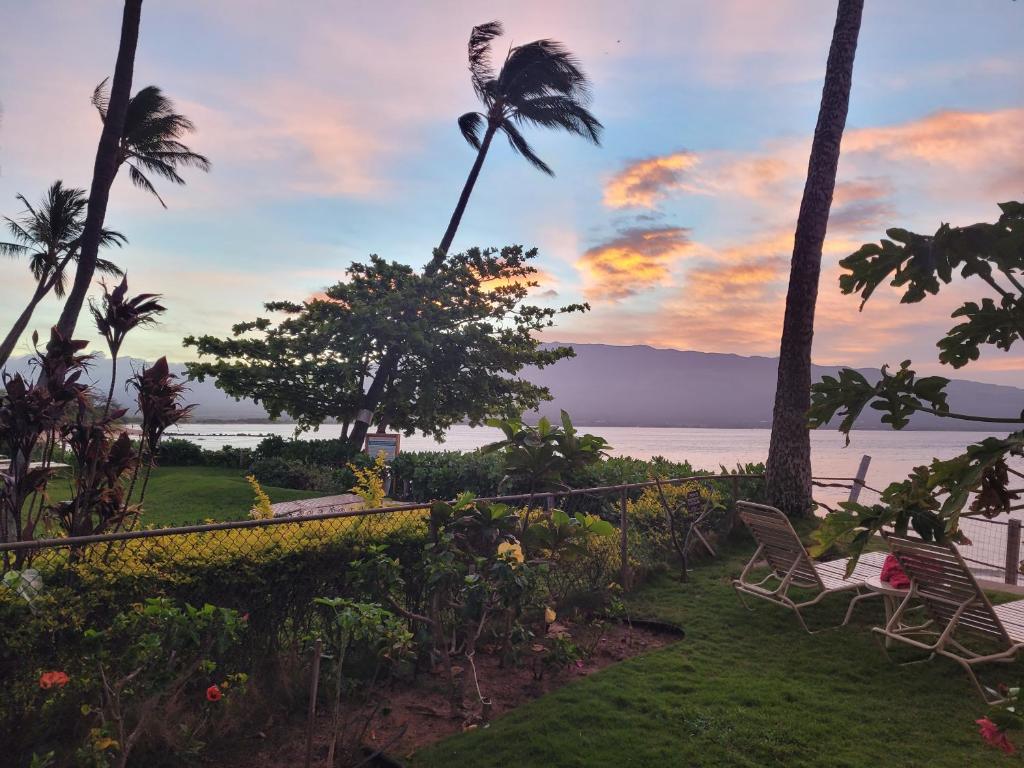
left=603, top=152, right=701, bottom=208
left=578, top=226, right=693, bottom=300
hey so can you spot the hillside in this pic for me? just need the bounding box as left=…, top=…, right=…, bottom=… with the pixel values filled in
left=4, top=343, right=1021, bottom=430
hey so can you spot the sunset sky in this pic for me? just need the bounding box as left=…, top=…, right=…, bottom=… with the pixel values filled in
left=2, top=1, right=1023, bottom=383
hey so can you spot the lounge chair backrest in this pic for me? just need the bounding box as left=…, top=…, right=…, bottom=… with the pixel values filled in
left=887, top=535, right=1010, bottom=645
left=736, top=501, right=823, bottom=589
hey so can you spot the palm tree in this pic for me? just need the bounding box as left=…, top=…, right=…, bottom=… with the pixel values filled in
left=0, top=182, right=125, bottom=368
left=55, top=0, right=143, bottom=341
left=90, top=79, right=212, bottom=208
left=765, top=0, right=865, bottom=516
left=430, top=20, right=602, bottom=271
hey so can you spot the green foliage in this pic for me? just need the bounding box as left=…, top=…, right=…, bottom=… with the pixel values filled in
left=808, top=362, right=950, bottom=440
left=810, top=201, right=1024, bottom=563
left=483, top=411, right=610, bottom=493
left=184, top=246, right=586, bottom=441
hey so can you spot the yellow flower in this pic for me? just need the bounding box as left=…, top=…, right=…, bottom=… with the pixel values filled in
left=497, top=540, right=524, bottom=563
left=544, top=606, right=557, bottom=624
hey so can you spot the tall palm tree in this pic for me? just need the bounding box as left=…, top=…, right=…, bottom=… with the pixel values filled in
left=430, top=20, right=602, bottom=271
left=90, top=79, right=212, bottom=208
left=0, top=182, right=125, bottom=368
left=55, top=0, right=143, bottom=341
left=765, top=0, right=864, bottom=517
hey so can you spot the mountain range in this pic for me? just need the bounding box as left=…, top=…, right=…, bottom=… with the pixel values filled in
left=3, top=343, right=1021, bottom=430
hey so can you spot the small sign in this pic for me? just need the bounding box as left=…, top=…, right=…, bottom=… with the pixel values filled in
left=364, top=433, right=401, bottom=462
left=684, top=489, right=704, bottom=515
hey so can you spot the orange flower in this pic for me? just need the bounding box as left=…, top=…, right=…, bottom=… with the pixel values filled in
left=39, top=671, right=69, bottom=689
left=206, top=685, right=222, bottom=702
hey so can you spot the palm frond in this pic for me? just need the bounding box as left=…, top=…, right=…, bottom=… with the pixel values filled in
left=0, top=240, right=30, bottom=257
left=458, top=112, right=486, bottom=149
left=468, top=21, right=503, bottom=100
left=95, top=258, right=125, bottom=277
left=92, top=78, right=110, bottom=120
left=127, top=163, right=169, bottom=208
left=501, top=123, right=552, bottom=176
left=499, top=39, right=590, bottom=103
left=513, top=95, right=603, bottom=144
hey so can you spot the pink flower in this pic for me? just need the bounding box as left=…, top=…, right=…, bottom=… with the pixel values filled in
left=977, top=717, right=1015, bottom=754
left=39, top=671, right=69, bottom=690
left=206, top=685, right=222, bottom=702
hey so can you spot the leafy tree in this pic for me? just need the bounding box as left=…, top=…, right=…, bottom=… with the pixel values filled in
left=184, top=245, right=586, bottom=447
left=0, top=182, right=125, bottom=368
left=765, top=0, right=864, bottom=517
left=807, top=201, right=1024, bottom=561
left=433, top=20, right=602, bottom=267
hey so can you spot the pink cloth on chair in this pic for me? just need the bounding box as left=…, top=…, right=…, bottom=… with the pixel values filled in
left=881, top=554, right=910, bottom=589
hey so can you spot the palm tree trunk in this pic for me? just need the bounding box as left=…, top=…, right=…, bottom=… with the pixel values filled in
left=765, top=0, right=863, bottom=517
left=55, top=0, right=142, bottom=340
left=0, top=282, right=49, bottom=369
left=428, top=123, right=498, bottom=274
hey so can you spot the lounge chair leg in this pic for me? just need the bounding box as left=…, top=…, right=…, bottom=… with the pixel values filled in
left=842, top=590, right=877, bottom=627
left=732, top=583, right=754, bottom=611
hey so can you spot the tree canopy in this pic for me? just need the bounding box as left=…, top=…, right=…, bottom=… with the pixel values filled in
left=184, top=245, right=586, bottom=443
left=808, top=201, right=1024, bottom=560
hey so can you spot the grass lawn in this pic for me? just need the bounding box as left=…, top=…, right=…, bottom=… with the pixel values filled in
left=414, top=539, right=1023, bottom=767
left=51, top=466, right=321, bottom=528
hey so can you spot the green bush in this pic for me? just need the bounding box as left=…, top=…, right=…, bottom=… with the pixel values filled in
left=248, top=456, right=347, bottom=492
left=156, top=438, right=205, bottom=466
left=0, top=520, right=430, bottom=766
left=391, top=450, right=505, bottom=500
left=254, top=434, right=362, bottom=466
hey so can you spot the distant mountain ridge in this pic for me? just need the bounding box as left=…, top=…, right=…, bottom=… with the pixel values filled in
left=3, top=343, right=1021, bottom=430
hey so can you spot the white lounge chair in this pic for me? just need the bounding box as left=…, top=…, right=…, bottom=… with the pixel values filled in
left=733, top=501, right=886, bottom=633
left=877, top=535, right=1024, bottom=704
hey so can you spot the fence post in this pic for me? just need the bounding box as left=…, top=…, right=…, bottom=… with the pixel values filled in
left=1005, top=519, right=1021, bottom=586
left=847, top=455, right=872, bottom=504
left=619, top=488, right=630, bottom=589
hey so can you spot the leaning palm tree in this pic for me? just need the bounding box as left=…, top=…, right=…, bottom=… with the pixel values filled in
left=430, top=21, right=602, bottom=271
left=55, top=0, right=143, bottom=342
left=0, top=182, right=125, bottom=369
left=765, top=0, right=865, bottom=517
left=349, top=22, right=602, bottom=448
left=91, top=79, right=212, bottom=208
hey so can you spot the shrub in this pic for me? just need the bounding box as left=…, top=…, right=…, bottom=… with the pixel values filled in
left=156, top=438, right=205, bottom=466
left=254, top=434, right=361, bottom=467
left=390, top=450, right=505, bottom=501
left=248, top=457, right=345, bottom=492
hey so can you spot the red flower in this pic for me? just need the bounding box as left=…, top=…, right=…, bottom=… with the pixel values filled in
left=39, top=671, right=69, bottom=690
left=206, top=685, right=222, bottom=702
left=241, top=613, right=250, bottom=623
left=977, top=717, right=1016, bottom=754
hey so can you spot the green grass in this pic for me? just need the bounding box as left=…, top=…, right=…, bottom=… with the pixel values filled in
left=414, top=540, right=1022, bottom=767
left=52, top=466, right=321, bottom=528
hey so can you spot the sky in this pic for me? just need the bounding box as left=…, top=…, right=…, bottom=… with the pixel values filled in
left=1, top=1, right=1023, bottom=384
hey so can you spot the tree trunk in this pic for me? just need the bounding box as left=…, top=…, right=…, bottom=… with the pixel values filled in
left=0, top=282, right=49, bottom=369
left=765, top=0, right=863, bottom=517
left=428, top=123, right=498, bottom=275
left=55, top=0, right=142, bottom=339
left=348, top=347, right=399, bottom=449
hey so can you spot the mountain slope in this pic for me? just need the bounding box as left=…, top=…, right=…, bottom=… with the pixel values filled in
left=3, top=343, right=1020, bottom=430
